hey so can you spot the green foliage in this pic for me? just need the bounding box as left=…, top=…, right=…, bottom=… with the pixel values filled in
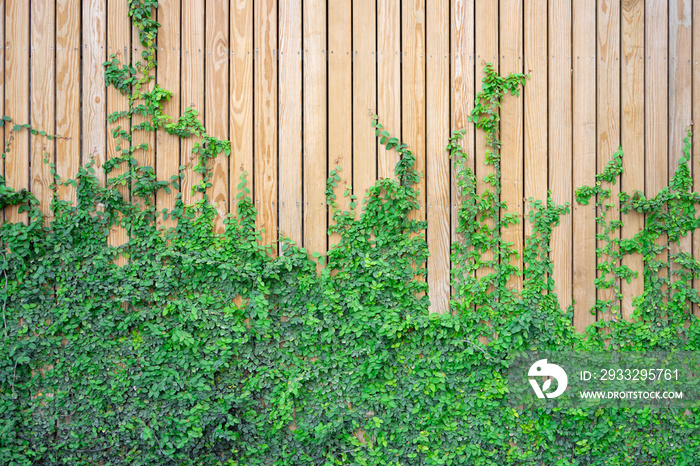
left=576, top=130, right=700, bottom=349
left=1, top=4, right=700, bottom=465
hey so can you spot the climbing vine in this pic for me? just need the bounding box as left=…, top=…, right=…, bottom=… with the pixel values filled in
left=1, top=3, right=700, bottom=465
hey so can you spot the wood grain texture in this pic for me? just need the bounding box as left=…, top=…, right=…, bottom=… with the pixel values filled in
left=230, top=0, right=253, bottom=216
left=5, top=0, right=30, bottom=223
left=106, top=0, right=130, bottom=251
left=156, top=0, right=181, bottom=232
left=278, top=0, right=302, bottom=244
left=30, top=0, right=56, bottom=220
left=645, top=0, right=668, bottom=195
left=181, top=0, right=204, bottom=206
left=500, top=0, right=524, bottom=293
left=621, top=0, right=645, bottom=321
left=328, top=0, right=352, bottom=247
left=205, top=0, right=230, bottom=232
left=524, top=0, right=547, bottom=238
left=426, top=0, right=450, bottom=313
left=402, top=0, right=426, bottom=222
left=450, top=0, right=475, bottom=310
left=133, top=7, right=155, bottom=189
left=549, top=0, right=573, bottom=312
left=353, top=0, right=377, bottom=211
left=475, top=0, right=498, bottom=309
left=572, top=0, right=597, bottom=331
left=303, top=0, right=328, bottom=259
left=645, top=0, right=668, bottom=299
left=82, top=0, right=106, bottom=185
left=668, top=0, right=692, bottom=289
left=597, top=0, right=621, bottom=323
left=377, top=0, right=401, bottom=179
left=450, top=0, right=475, bottom=245
left=254, top=0, right=278, bottom=249
left=55, top=0, right=80, bottom=205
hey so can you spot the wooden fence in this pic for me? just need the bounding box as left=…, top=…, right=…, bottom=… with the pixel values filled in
left=2, top=0, right=699, bottom=328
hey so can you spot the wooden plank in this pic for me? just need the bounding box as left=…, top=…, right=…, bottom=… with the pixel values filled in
left=549, top=0, right=573, bottom=311
left=597, top=0, right=621, bottom=323
left=451, top=0, right=475, bottom=309
left=303, top=0, right=328, bottom=258
left=524, top=0, right=547, bottom=238
left=668, top=1, right=692, bottom=292
left=328, top=0, right=352, bottom=247
left=107, top=0, right=130, bottom=251
left=621, top=0, right=645, bottom=321
left=82, top=0, right=106, bottom=184
left=572, top=0, right=597, bottom=331
left=278, top=0, right=302, bottom=244
left=230, top=0, right=253, bottom=217
left=694, top=0, right=700, bottom=318
left=427, top=0, right=450, bottom=313
left=133, top=5, right=156, bottom=199
left=156, top=0, right=181, bottom=231
left=181, top=0, right=204, bottom=206
left=205, top=0, right=230, bottom=232
left=4, top=0, right=30, bottom=223
left=55, top=0, right=80, bottom=205
left=30, top=0, right=56, bottom=220
left=353, top=0, right=377, bottom=209
left=451, top=0, right=475, bottom=243
left=645, top=0, right=668, bottom=299
left=254, top=0, right=278, bottom=248
left=474, top=0, right=498, bottom=306
left=402, top=0, right=426, bottom=221
left=499, top=0, right=524, bottom=293
left=377, top=0, right=401, bottom=179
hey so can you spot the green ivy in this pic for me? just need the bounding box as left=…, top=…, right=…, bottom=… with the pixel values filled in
left=1, top=3, right=700, bottom=465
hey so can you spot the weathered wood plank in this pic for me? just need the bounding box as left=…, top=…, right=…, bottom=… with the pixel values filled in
left=693, top=0, right=700, bottom=318
left=156, top=0, right=180, bottom=232
left=328, top=0, right=352, bottom=247
left=30, top=0, right=56, bottom=219
left=5, top=0, right=30, bottom=223
left=645, top=0, right=668, bottom=301
left=377, top=0, right=401, bottom=179
left=254, top=0, right=278, bottom=249
left=549, top=0, right=573, bottom=311
left=500, top=0, right=524, bottom=293
left=402, top=0, right=426, bottom=222
left=230, top=0, right=254, bottom=217
left=180, top=0, right=205, bottom=207
left=621, top=0, right=645, bottom=321
left=597, top=0, right=621, bottom=323
left=450, top=0, right=475, bottom=310
left=524, top=0, right=547, bottom=241
left=55, top=0, right=80, bottom=205
left=427, top=0, right=450, bottom=313
left=278, top=0, right=302, bottom=244
left=82, top=0, right=106, bottom=185
left=107, top=0, right=130, bottom=252
left=474, top=0, right=498, bottom=314
left=303, top=0, right=328, bottom=260
left=572, top=0, right=597, bottom=331
left=353, top=0, right=377, bottom=210
left=668, top=0, right=692, bottom=294
left=205, top=0, right=230, bottom=232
